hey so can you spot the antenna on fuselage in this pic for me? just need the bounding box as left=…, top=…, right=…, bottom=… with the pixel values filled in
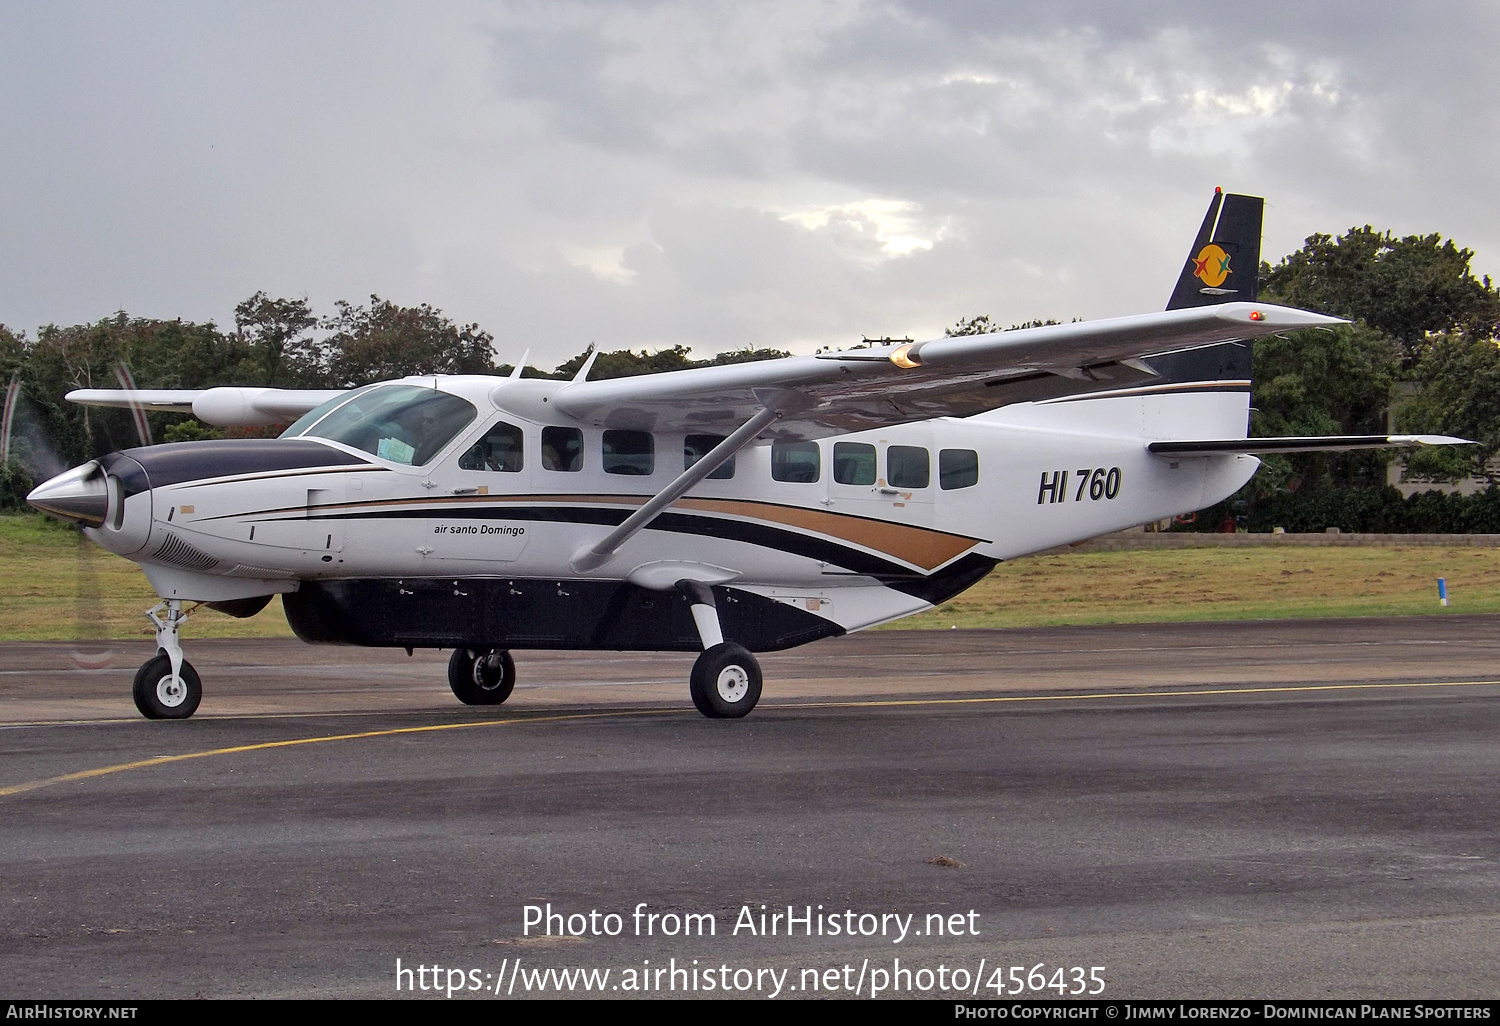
left=572, top=345, right=600, bottom=383
left=510, top=349, right=531, bottom=380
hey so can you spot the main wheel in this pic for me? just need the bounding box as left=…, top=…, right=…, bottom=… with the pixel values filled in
left=132, top=653, right=202, bottom=720
left=689, top=643, right=762, bottom=719
left=448, top=648, right=516, bottom=705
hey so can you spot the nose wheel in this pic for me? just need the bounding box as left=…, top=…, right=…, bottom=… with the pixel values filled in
left=132, top=653, right=202, bottom=719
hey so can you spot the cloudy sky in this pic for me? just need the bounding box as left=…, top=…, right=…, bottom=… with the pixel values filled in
left=2, top=1, right=1496, bottom=368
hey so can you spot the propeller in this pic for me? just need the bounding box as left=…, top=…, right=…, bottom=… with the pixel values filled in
left=5, top=365, right=155, bottom=670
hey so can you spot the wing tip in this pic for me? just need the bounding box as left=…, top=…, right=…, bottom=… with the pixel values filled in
left=1389, top=434, right=1475, bottom=446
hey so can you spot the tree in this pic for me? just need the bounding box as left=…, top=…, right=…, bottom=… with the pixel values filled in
left=550, top=344, right=792, bottom=380
left=946, top=315, right=997, bottom=337
left=945, top=315, right=1064, bottom=337
left=321, top=296, right=498, bottom=386
left=552, top=344, right=697, bottom=380
left=704, top=346, right=793, bottom=366
left=0, top=323, right=23, bottom=378
left=1260, top=228, right=1500, bottom=355
left=234, top=293, right=319, bottom=386
left=1397, top=332, right=1500, bottom=482
left=1248, top=323, right=1401, bottom=492
left=5, top=313, right=251, bottom=478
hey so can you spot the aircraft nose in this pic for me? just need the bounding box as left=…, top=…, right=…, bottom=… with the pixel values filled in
left=27, top=460, right=110, bottom=527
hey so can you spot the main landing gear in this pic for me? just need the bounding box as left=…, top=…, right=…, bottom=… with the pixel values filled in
left=680, top=580, right=762, bottom=719
left=689, top=642, right=762, bottom=718
left=133, top=599, right=201, bottom=719
left=448, top=648, right=517, bottom=705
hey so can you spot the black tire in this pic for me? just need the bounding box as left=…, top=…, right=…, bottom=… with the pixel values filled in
left=448, top=648, right=516, bottom=705
left=689, top=642, right=762, bottom=719
left=132, top=653, right=202, bottom=720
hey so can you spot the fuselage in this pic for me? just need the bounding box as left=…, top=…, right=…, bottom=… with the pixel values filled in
left=70, top=374, right=1258, bottom=651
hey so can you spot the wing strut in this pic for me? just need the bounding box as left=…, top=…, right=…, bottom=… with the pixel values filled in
left=569, top=391, right=810, bottom=572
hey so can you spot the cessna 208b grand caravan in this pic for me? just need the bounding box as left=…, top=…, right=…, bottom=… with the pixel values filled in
left=28, top=190, right=1465, bottom=720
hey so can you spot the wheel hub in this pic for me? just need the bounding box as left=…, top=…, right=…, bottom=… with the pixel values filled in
left=715, top=665, right=749, bottom=703
left=471, top=651, right=506, bottom=691
left=155, top=674, right=187, bottom=708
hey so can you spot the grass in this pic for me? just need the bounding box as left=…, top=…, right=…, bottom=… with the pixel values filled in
left=1, top=514, right=1495, bottom=640
left=0, top=515, right=294, bottom=641
left=895, top=545, right=1500, bottom=629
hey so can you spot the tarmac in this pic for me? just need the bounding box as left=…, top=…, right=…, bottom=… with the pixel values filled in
left=2, top=616, right=1498, bottom=999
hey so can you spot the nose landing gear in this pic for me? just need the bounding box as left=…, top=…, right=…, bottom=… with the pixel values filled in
left=132, top=653, right=202, bottom=719
left=133, top=599, right=201, bottom=719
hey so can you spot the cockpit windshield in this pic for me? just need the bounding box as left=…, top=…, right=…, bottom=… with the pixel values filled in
left=281, top=384, right=477, bottom=466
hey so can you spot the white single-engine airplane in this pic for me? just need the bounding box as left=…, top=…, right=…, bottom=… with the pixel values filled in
left=29, top=191, right=1465, bottom=719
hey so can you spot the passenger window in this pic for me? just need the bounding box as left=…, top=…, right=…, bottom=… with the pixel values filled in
left=833, top=442, right=876, bottom=485
left=771, top=441, right=821, bottom=483
left=940, top=448, right=979, bottom=490
left=459, top=420, right=524, bottom=472
left=684, top=434, right=734, bottom=480
left=603, top=430, right=654, bottom=475
left=542, top=426, right=583, bottom=473
left=887, top=445, right=930, bottom=489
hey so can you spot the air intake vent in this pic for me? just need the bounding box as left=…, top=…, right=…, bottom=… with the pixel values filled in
left=226, top=564, right=297, bottom=579
left=151, top=533, right=222, bottom=572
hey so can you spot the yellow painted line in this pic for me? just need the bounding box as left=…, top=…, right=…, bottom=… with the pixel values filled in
left=2, top=678, right=1497, bottom=800
left=0, top=708, right=670, bottom=799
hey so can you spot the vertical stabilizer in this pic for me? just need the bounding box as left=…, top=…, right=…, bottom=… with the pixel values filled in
left=1165, top=189, right=1263, bottom=310
left=1144, top=189, right=1264, bottom=391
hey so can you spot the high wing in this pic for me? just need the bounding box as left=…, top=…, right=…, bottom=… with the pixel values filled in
left=62, top=303, right=1339, bottom=435
left=550, top=302, right=1341, bottom=437
left=63, top=304, right=1338, bottom=435
left=64, top=386, right=344, bottom=426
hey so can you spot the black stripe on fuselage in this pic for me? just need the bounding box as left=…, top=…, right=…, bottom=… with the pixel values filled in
left=321, top=504, right=924, bottom=580
left=308, top=503, right=997, bottom=601
left=117, top=439, right=373, bottom=489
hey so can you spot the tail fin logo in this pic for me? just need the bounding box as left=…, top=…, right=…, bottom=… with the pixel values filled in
left=1193, top=244, right=1232, bottom=288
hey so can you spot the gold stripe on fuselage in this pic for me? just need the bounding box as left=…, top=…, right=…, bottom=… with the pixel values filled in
left=219, top=492, right=983, bottom=572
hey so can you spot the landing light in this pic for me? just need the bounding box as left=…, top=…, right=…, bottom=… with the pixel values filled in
left=889, top=343, right=922, bottom=369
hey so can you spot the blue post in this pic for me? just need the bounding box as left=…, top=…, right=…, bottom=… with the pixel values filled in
left=1438, top=578, right=1448, bottom=607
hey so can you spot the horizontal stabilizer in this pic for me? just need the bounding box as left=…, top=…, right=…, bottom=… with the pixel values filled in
left=1148, top=434, right=1472, bottom=457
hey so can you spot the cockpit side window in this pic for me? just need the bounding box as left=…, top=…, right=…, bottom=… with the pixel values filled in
left=288, top=384, right=477, bottom=466
left=459, top=421, right=524, bottom=472
left=280, top=385, right=376, bottom=438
